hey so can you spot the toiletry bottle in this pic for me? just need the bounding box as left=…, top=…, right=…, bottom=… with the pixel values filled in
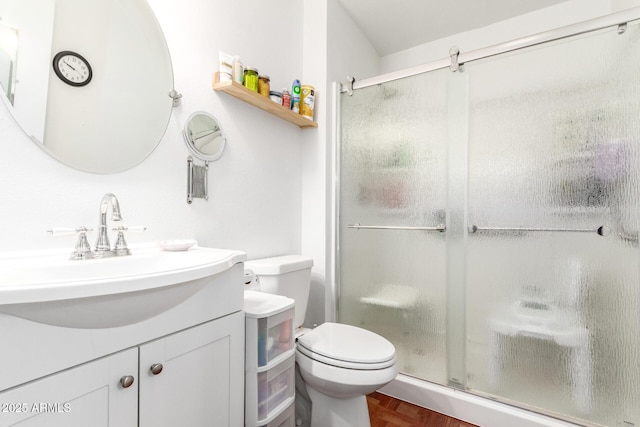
left=291, top=79, right=301, bottom=112
left=281, top=89, right=291, bottom=108
left=218, top=52, right=233, bottom=82
left=232, top=56, right=243, bottom=84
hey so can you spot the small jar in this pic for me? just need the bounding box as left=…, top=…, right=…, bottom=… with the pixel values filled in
left=269, top=91, right=282, bottom=104
left=300, top=85, right=315, bottom=120
left=281, top=89, right=291, bottom=108
left=258, top=75, right=270, bottom=97
left=243, top=67, right=259, bottom=92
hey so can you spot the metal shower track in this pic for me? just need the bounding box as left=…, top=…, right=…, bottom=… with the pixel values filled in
left=340, top=7, right=640, bottom=92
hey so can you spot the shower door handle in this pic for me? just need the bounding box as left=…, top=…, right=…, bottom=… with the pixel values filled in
left=468, top=225, right=610, bottom=236
left=348, top=223, right=446, bottom=232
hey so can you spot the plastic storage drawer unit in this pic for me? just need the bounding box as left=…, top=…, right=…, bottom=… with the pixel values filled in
left=263, top=401, right=295, bottom=427
left=253, top=354, right=295, bottom=422
left=247, top=307, right=294, bottom=367
left=244, top=290, right=296, bottom=427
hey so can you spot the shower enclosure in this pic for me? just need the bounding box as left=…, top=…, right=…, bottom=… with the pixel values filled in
left=336, top=15, right=640, bottom=427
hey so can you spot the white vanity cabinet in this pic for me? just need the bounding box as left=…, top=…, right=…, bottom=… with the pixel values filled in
left=0, top=313, right=244, bottom=427
left=0, top=348, right=138, bottom=427
left=0, top=253, right=246, bottom=427
left=139, top=311, right=244, bottom=427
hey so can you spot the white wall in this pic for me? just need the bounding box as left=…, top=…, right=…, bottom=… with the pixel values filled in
left=300, top=0, right=379, bottom=327
left=379, top=0, right=633, bottom=74
left=613, top=0, right=640, bottom=9
left=300, top=0, right=328, bottom=328
left=0, top=0, right=304, bottom=262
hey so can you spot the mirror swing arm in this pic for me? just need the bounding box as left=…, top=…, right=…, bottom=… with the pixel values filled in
left=169, top=89, right=182, bottom=107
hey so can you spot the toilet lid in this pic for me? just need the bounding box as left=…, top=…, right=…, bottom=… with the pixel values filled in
left=296, top=323, right=396, bottom=370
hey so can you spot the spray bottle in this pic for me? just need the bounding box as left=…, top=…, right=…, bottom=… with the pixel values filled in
left=291, top=79, right=301, bottom=113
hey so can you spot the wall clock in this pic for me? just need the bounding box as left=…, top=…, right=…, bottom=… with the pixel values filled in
left=52, top=51, right=93, bottom=87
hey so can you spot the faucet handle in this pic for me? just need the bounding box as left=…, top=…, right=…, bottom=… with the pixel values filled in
left=48, top=226, right=94, bottom=260
left=113, top=226, right=147, bottom=233
left=47, top=227, right=93, bottom=236
left=112, top=226, right=147, bottom=256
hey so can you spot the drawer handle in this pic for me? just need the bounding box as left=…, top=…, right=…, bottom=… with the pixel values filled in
left=150, top=363, right=164, bottom=375
left=119, top=375, right=135, bottom=389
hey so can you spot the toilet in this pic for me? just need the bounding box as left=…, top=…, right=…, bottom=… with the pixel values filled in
left=245, top=255, right=398, bottom=427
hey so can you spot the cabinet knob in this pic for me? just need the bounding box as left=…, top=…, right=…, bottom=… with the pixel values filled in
left=119, top=375, right=135, bottom=389
left=150, top=363, right=164, bottom=375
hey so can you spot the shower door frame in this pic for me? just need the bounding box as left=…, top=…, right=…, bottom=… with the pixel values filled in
left=334, top=5, right=640, bottom=319
left=332, top=2, right=640, bottom=418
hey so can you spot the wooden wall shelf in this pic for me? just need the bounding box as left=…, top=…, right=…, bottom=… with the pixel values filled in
left=212, top=73, right=317, bottom=129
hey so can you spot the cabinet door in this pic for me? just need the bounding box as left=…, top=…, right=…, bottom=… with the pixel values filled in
left=139, top=311, right=244, bottom=427
left=0, top=348, right=138, bottom=427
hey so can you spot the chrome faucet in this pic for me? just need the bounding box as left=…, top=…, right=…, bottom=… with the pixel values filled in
left=94, top=193, right=123, bottom=257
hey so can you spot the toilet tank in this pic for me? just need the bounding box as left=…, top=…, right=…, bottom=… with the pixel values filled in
left=244, top=255, right=313, bottom=330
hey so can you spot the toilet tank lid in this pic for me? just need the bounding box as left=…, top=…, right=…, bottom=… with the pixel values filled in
left=245, top=255, right=313, bottom=275
left=244, top=290, right=295, bottom=317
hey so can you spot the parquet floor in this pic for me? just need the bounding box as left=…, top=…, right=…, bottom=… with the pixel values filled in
left=367, top=392, right=480, bottom=427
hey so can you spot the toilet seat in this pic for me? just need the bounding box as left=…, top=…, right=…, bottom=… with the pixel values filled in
left=296, top=322, right=396, bottom=370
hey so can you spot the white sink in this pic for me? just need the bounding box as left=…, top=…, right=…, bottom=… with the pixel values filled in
left=0, top=244, right=246, bottom=328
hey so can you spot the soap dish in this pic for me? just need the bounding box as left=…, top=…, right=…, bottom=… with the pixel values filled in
left=159, top=239, right=197, bottom=252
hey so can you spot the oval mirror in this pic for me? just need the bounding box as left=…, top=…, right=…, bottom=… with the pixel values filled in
left=0, top=0, right=174, bottom=173
left=183, top=112, right=226, bottom=161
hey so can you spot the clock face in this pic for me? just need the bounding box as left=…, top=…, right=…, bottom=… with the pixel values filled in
left=53, top=51, right=93, bottom=87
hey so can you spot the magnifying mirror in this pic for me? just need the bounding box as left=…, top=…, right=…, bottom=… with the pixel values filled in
left=182, top=111, right=226, bottom=161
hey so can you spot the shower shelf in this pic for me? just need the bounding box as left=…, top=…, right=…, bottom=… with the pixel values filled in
left=212, top=73, right=318, bottom=129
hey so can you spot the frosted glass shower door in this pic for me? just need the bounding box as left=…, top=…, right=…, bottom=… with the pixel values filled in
left=464, top=23, right=640, bottom=426
left=337, top=69, right=450, bottom=383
